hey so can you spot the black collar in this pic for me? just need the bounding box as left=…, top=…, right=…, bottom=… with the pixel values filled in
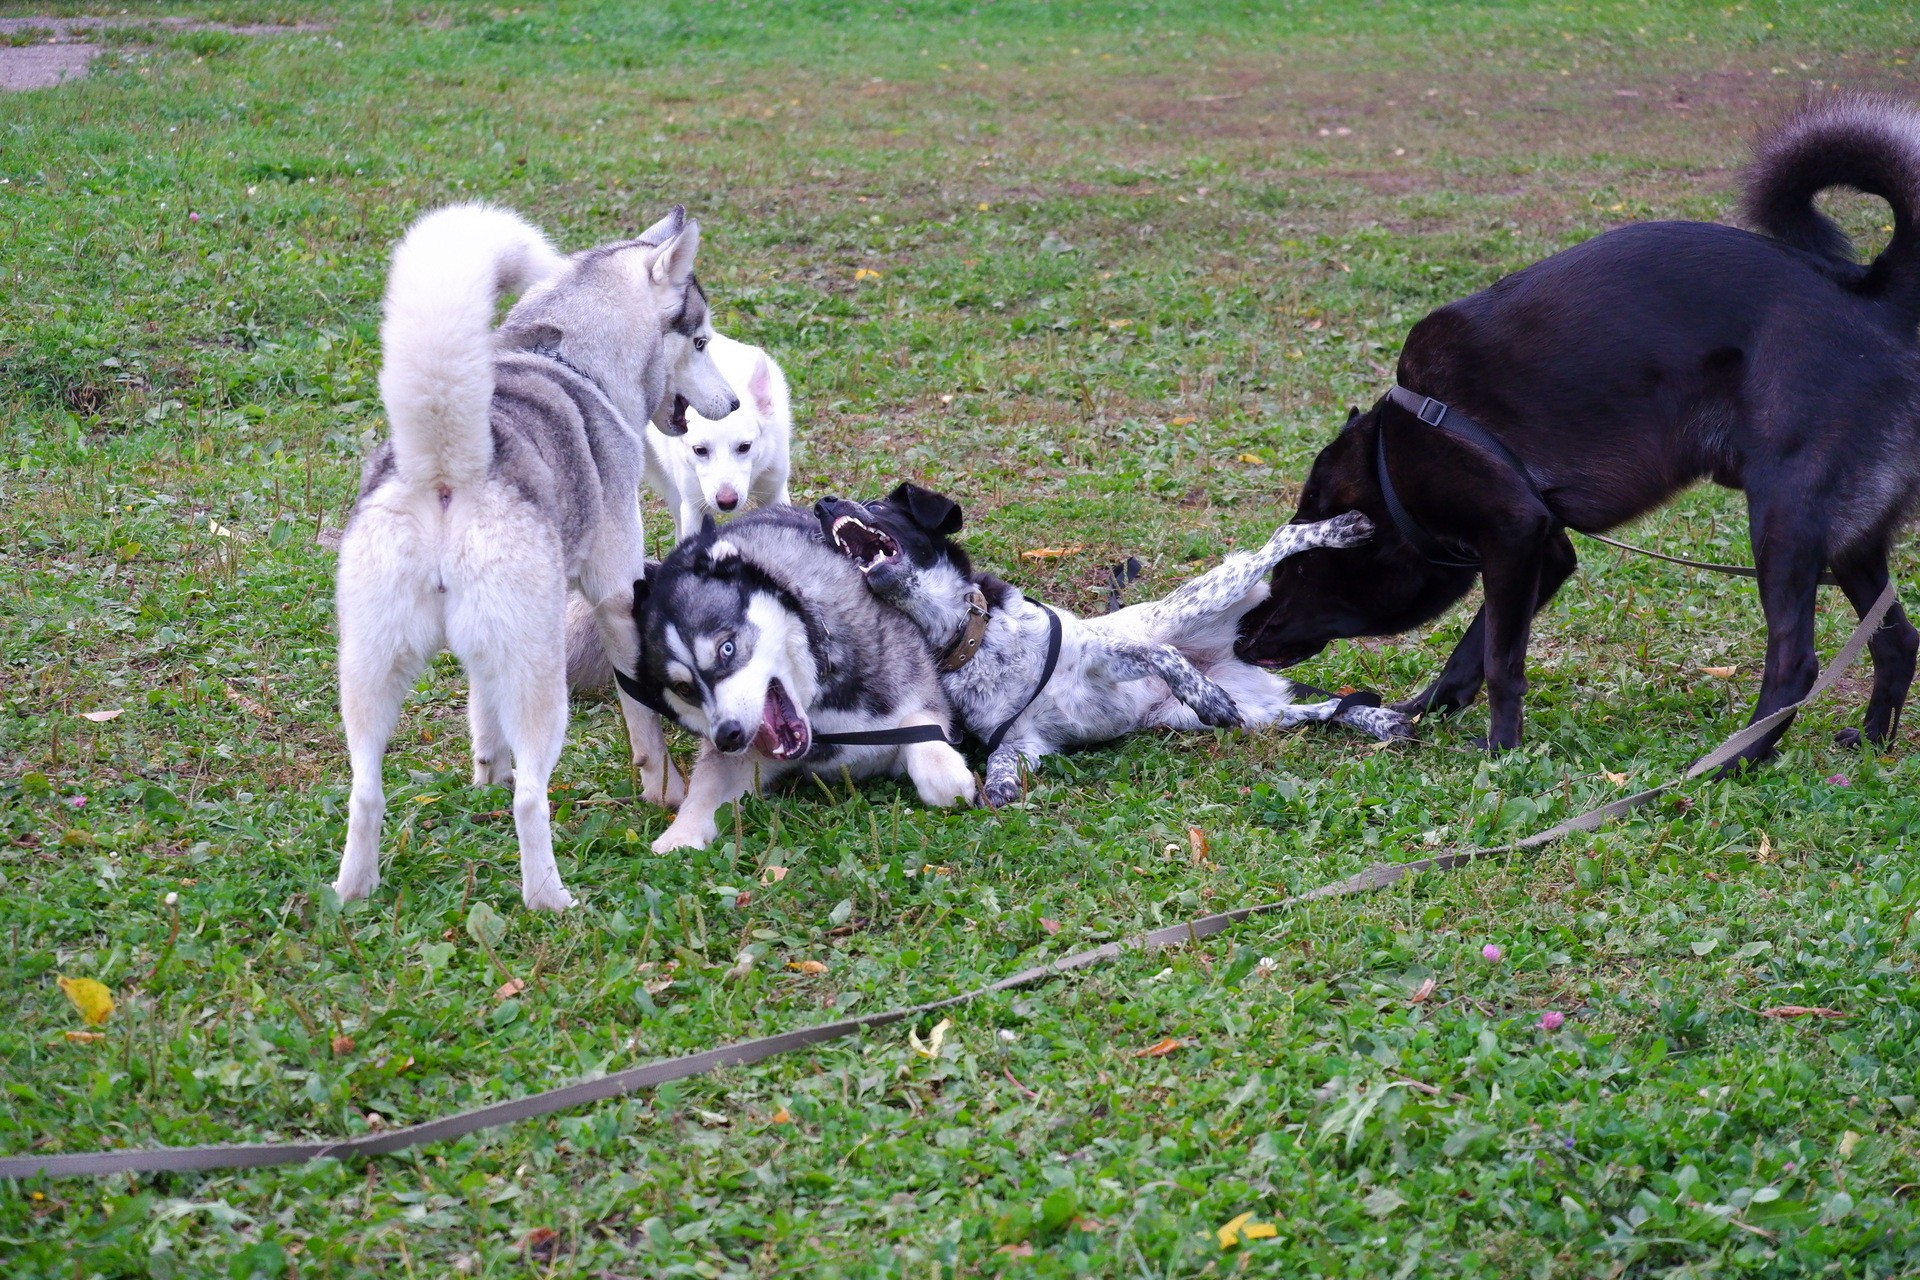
left=1375, top=386, right=1548, bottom=569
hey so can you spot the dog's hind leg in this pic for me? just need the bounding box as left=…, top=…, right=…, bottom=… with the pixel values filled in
left=332, top=547, right=439, bottom=904
left=1718, top=488, right=1831, bottom=773
left=1829, top=545, right=1918, bottom=748
left=1125, top=513, right=1374, bottom=642
left=469, top=680, right=512, bottom=786
left=1101, top=640, right=1242, bottom=727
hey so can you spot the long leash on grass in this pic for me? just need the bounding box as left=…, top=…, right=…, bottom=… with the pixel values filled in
left=0, top=575, right=1892, bottom=1181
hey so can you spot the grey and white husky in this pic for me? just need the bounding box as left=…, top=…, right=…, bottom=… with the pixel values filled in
left=626, top=506, right=975, bottom=853
left=816, top=484, right=1412, bottom=807
left=331, top=203, right=736, bottom=911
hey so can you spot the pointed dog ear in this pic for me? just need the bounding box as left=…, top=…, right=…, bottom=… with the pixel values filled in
left=699, top=513, right=718, bottom=539
left=1345, top=405, right=1362, bottom=426
left=647, top=221, right=700, bottom=289
left=637, top=204, right=686, bottom=247
left=892, top=482, right=963, bottom=535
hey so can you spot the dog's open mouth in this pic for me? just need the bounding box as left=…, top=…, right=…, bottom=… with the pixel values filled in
left=753, top=678, right=810, bottom=760
left=667, top=393, right=690, bottom=434
left=829, top=515, right=900, bottom=574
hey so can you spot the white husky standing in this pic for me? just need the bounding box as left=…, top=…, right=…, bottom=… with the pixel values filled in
left=644, top=333, right=793, bottom=540
left=331, top=203, right=736, bottom=911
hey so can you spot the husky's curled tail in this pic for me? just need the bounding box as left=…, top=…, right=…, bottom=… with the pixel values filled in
left=377, top=205, right=567, bottom=490
left=1745, top=96, right=1920, bottom=323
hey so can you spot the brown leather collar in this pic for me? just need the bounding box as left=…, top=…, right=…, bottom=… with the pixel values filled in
left=937, top=587, right=990, bottom=672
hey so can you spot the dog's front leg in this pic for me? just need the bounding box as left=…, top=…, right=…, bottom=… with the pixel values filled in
left=652, top=745, right=758, bottom=852
left=983, top=740, right=1050, bottom=808
left=1476, top=519, right=1562, bottom=751
left=899, top=712, right=976, bottom=808
left=1396, top=529, right=1577, bottom=723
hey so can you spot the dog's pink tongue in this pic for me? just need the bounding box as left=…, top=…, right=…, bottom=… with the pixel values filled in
left=753, top=681, right=806, bottom=758
left=753, top=688, right=783, bottom=755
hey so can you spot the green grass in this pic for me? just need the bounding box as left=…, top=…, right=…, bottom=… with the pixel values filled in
left=3, top=1, right=1920, bottom=1275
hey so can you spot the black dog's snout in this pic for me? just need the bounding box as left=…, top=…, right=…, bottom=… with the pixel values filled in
left=713, top=720, right=751, bottom=753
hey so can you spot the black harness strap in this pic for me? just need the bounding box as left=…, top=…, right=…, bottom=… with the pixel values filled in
left=1375, top=386, right=1547, bottom=570
left=814, top=724, right=963, bottom=748
left=983, top=601, right=1064, bottom=754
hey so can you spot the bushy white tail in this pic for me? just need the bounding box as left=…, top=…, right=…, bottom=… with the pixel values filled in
left=378, top=204, right=566, bottom=489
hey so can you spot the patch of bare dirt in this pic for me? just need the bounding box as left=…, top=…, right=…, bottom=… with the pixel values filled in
left=0, top=15, right=327, bottom=91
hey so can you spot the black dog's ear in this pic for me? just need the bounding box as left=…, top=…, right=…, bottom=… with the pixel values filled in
left=891, top=482, right=963, bottom=536
left=699, top=513, right=718, bottom=538
left=1345, top=405, right=1362, bottom=426
left=631, top=574, right=652, bottom=615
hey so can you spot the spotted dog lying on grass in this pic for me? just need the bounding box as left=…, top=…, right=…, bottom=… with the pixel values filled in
left=816, top=483, right=1411, bottom=807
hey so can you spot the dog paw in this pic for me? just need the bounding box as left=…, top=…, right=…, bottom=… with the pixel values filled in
left=1344, top=705, right=1414, bottom=740
left=912, top=750, right=977, bottom=808
left=330, top=873, right=377, bottom=903
left=472, top=759, right=514, bottom=787
left=1317, top=511, right=1375, bottom=549
left=1834, top=727, right=1863, bottom=750
left=652, top=817, right=717, bottom=854
left=522, top=883, right=578, bottom=912
left=983, top=779, right=1021, bottom=809
left=1193, top=687, right=1242, bottom=728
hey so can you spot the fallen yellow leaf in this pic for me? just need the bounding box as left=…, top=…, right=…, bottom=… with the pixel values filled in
left=1187, top=827, right=1209, bottom=862
left=1408, top=976, right=1437, bottom=1003
left=1839, top=1130, right=1862, bottom=1160
left=1133, top=1036, right=1185, bottom=1058
left=1758, top=1005, right=1846, bottom=1020
left=770, top=1106, right=792, bottom=1125
left=63, top=1030, right=107, bottom=1044
left=1603, top=770, right=1629, bottom=785
left=788, top=959, right=829, bottom=975
left=1217, top=1212, right=1254, bottom=1248
left=1700, top=666, right=1738, bottom=678
left=494, top=978, right=525, bottom=1000
left=79, top=709, right=123, bottom=723
left=57, top=976, right=112, bottom=1027
left=908, top=1017, right=952, bottom=1059
left=854, top=267, right=883, bottom=281
left=1243, top=1221, right=1278, bottom=1241
left=1169, top=415, right=1196, bottom=426
left=1020, top=544, right=1085, bottom=560
left=1237, top=453, right=1266, bottom=465
left=976, top=201, right=991, bottom=211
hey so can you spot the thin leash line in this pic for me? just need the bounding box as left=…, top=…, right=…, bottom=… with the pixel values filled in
left=0, top=581, right=1892, bottom=1182
left=1578, top=530, right=1843, bottom=587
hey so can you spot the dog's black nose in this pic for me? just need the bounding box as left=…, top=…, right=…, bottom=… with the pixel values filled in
left=713, top=720, right=751, bottom=753
left=727, top=396, right=741, bottom=415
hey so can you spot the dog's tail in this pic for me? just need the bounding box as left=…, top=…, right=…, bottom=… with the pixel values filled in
left=1744, top=96, right=1920, bottom=322
left=378, top=204, right=567, bottom=490
left=564, top=593, right=616, bottom=691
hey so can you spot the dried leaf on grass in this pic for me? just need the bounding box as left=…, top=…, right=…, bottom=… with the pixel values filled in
left=1758, top=1005, right=1846, bottom=1020
left=1133, top=1037, right=1185, bottom=1058
left=1020, top=544, right=1085, bottom=560
left=57, top=976, right=112, bottom=1026
left=78, top=709, right=123, bottom=723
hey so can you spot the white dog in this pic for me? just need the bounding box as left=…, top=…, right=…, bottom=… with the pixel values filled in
left=644, top=333, right=792, bottom=540
left=331, top=203, right=734, bottom=911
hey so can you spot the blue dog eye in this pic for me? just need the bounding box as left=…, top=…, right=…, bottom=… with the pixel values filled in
left=720, top=641, right=734, bottom=660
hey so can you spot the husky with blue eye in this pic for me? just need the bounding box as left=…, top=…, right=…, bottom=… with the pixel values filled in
left=625, top=506, right=975, bottom=853
left=816, top=484, right=1411, bottom=808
